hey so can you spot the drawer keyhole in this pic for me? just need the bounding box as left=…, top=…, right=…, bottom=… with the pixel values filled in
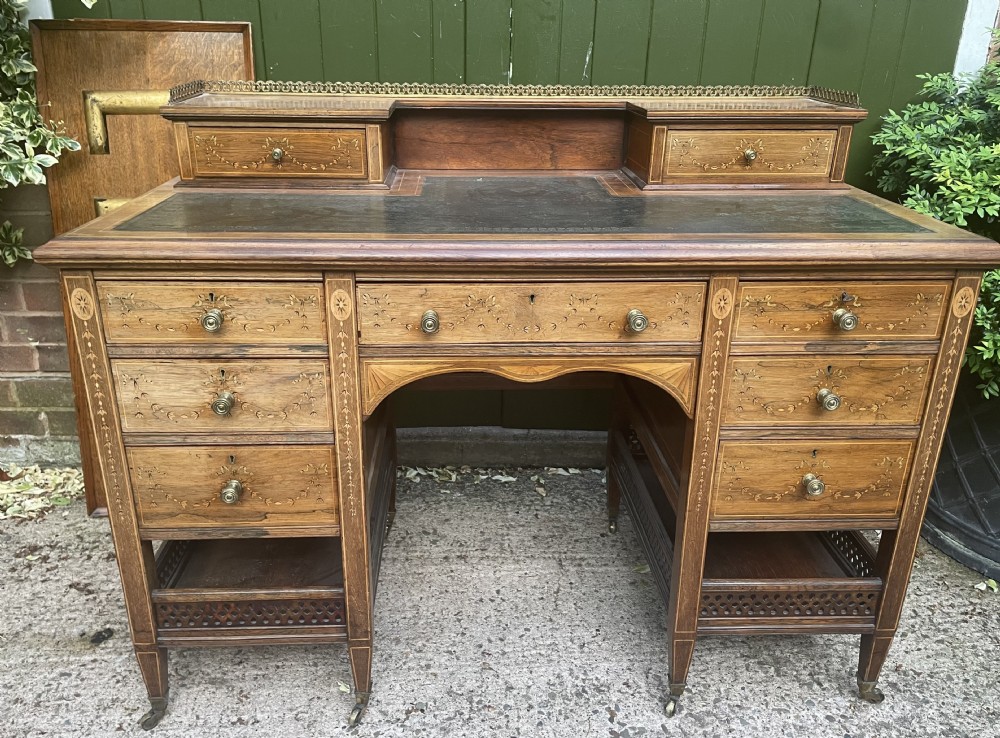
left=529, top=293, right=535, bottom=304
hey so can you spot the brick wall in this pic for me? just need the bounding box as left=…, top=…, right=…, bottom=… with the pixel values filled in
left=0, top=183, right=80, bottom=466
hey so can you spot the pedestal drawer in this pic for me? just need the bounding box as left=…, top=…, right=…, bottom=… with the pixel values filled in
left=129, top=445, right=339, bottom=533
left=722, top=356, right=934, bottom=427
left=712, top=440, right=914, bottom=523
left=357, top=281, right=705, bottom=345
left=733, top=282, right=950, bottom=341
left=97, top=281, right=326, bottom=346
left=112, top=359, right=333, bottom=434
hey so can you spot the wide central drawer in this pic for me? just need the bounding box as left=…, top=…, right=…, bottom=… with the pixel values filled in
left=712, top=440, right=914, bottom=523
left=112, top=359, right=333, bottom=434
left=128, top=445, right=339, bottom=532
left=96, top=281, right=327, bottom=346
left=733, top=281, right=950, bottom=342
left=721, top=355, right=934, bottom=426
left=357, top=282, right=706, bottom=345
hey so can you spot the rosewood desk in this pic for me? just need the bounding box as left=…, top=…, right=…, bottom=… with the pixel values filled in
left=34, top=82, right=1000, bottom=728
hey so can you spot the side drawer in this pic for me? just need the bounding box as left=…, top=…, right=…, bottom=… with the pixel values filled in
left=733, top=281, right=950, bottom=342
left=712, top=440, right=914, bottom=523
left=187, top=127, right=367, bottom=179
left=112, top=359, right=333, bottom=434
left=663, top=128, right=838, bottom=182
left=128, top=445, right=338, bottom=532
left=722, top=355, right=934, bottom=427
left=97, top=281, right=327, bottom=346
left=357, top=282, right=706, bottom=345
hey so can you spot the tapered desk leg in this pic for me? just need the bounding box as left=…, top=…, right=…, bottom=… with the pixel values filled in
left=326, top=274, right=375, bottom=727
left=665, top=277, right=737, bottom=715
left=858, top=274, right=980, bottom=702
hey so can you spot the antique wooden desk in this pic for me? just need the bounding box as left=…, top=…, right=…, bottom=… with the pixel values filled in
left=35, top=82, right=1000, bottom=728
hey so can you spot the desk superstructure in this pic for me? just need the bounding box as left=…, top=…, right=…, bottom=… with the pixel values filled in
left=35, top=82, right=1000, bottom=728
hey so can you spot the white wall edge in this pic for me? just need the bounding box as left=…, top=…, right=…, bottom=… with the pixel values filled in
left=954, top=0, right=1000, bottom=76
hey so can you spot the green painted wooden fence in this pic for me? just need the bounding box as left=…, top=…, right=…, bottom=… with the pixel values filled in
left=48, top=0, right=972, bottom=432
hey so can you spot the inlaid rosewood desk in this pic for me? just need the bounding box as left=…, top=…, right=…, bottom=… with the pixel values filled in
left=35, top=82, right=1000, bottom=728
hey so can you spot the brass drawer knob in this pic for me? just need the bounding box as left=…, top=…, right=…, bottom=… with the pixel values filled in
left=802, top=473, right=826, bottom=499
left=211, top=391, right=236, bottom=416
left=271, top=147, right=284, bottom=162
left=220, top=479, right=243, bottom=505
left=816, top=388, right=842, bottom=412
left=625, top=308, right=649, bottom=333
left=743, top=147, right=758, bottom=163
left=420, top=309, right=440, bottom=334
left=832, top=307, right=858, bottom=331
left=200, top=308, right=224, bottom=333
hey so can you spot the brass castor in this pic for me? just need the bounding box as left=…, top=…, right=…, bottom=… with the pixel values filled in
left=348, top=694, right=370, bottom=727
left=664, top=695, right=679, bottom=717
left=139, top=699, right=168, bottom=730
left=858, top=681, right=885, bottom=704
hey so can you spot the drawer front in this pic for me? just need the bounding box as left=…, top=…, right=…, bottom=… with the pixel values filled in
left=664, top=129, right=837, bottom=179
left=97, top=281, right=327, bottom=346
left=712, top=440, right=914, bottom=522
left=734, top=282, right=950, bottom=341
left=128, top=445, right=338, bottom=530
left=722, top=356, right=934, bottom=427
left=357, top=282, right=706, bottom=345
left=113, top=359, right=333, bottom=434
left=189, top=127, right=367, bottom=178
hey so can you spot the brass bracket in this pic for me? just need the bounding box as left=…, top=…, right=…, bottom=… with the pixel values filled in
left=83, top=89, right=170, bottom=155
left=93, top=197, right=131, bottom=217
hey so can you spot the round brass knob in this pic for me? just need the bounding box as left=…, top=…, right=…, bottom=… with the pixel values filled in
left=200, top=308, right=224, bottom=333
left=625, top=308, right=649, bottom=333
left=420, top=310, right=440, bottom=334
left=271, top=147, right=284, bottom=162
left=211, top=391, right=236, bottom=416
left=743, top=148, right=758, bottom=163
left=802, top=473, right=826, bottom=499
left=816, top=388, right=842, bottom=412
left=220, top=479, right=243, bottom=505
left=832, top=307, right=858, bottom=331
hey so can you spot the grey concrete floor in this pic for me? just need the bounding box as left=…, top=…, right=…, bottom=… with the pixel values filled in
left=2, top=467, right=999, bottom=738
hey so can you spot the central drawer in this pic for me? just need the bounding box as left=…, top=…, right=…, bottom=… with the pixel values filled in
left=712, top=440, right=914, bottom=523
left=112, top=359, right=333, bottom=434
left=128, top=445, right=338, bottom=533
left=357, top=282, right=706, bottom=345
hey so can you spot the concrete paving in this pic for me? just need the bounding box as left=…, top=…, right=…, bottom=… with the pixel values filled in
left=2, top=467, right=998, bottom=738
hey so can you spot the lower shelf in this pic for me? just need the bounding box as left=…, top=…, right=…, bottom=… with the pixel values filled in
left=153, top=537, right=347, bottom=647
left=610, top=428, right=883, bottom=636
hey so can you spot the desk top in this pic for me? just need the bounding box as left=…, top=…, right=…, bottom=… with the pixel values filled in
left=36, top=173, right=999, bottom=271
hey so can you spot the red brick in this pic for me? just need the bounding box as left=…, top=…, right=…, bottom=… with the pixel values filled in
left=15, top=376, right=74, bottom=408
left=0, top=282, right=23, bottom=311
left=36, top=344, right=70, bottom=372
left=0, top=379, right=15, bottom=406
left=0, top=344, right=37, bottom=372
left=21, top=282, right=63, bottom=312
left=0, top=259, right=57, bottom=284
left=44, top=408, right=79, bottom=436
left=1, top=314, right=67, bottom=344
left=0, top=408, right=46, bottom=435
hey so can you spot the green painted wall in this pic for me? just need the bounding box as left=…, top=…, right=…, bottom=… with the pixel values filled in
left=49, top=0, right=970, bottom=430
